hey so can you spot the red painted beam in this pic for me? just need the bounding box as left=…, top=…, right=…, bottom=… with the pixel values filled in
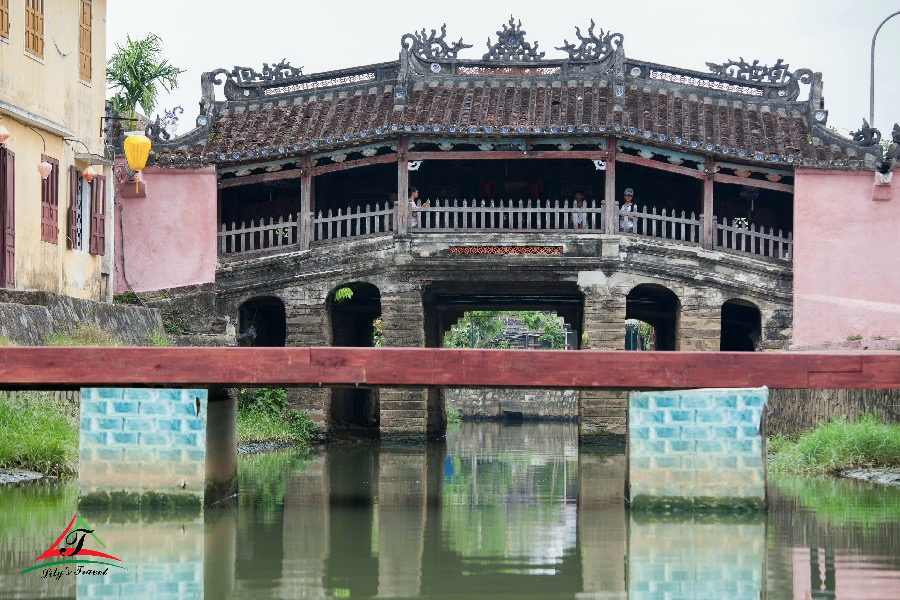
left=0, top=348, right=897, bottom=390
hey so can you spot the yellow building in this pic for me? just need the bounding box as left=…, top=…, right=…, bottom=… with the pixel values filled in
left=0, top=0, right=112, bottom=301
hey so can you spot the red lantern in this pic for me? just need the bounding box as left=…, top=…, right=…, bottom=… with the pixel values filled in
left=81, top=165, right=97, bottom=183
left=37, top=161, right=53, bottom=180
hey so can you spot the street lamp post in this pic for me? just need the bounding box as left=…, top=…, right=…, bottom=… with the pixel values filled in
left=870, top=11, right=900, bottom=126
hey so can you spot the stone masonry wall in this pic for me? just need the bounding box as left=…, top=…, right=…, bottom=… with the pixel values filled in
left=579, top=281, right=627, bottom=442
left=0, top=290, right=163, bottom=346
left=379, top=289, right=429, bottom=443
left=627, top=387, right=767, bottom=509
left=444, top=388, right=578, bottom=419
left=78, top=388, right=208, bottom=506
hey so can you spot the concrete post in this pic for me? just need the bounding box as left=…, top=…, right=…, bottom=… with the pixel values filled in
left=205, top=387, right=237, bottom=506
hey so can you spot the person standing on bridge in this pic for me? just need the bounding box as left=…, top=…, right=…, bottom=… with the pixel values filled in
left=571, top=191, right=589, bottom=230
left=408, top=186, right=429, bottom=228
left=619, top=188, right=636, bottom=233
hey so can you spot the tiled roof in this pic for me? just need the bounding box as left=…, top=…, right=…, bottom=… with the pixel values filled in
left=152, top=22, right=883, bottom=171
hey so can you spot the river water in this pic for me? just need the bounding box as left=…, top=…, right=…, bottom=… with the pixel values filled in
left=2, top=421, right=899, bottom=599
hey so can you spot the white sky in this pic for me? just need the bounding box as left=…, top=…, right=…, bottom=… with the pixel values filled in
left=107, top=1, right=900, bottom=140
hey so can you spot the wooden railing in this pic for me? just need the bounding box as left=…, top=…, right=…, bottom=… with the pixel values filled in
left=219, top=214, right=299, bottom=255
left=416, top=199, right=603, bottom=232
left=618, top=204, right=701, bottom=245
left=313, top=202, right=395, bottom=244
left=216, top=201, right=792, bottom=264
left=715, top=217, right=793, bottom=261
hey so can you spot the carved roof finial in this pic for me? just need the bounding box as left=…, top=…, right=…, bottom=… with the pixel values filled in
left=483, top=16, right=544, bottom=62
left=556, top=20, right=623, bottom=61
left=402, top=24, right=472, bottom=61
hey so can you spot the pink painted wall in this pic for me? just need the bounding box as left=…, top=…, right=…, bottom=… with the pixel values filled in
left=114, top=163, right=217, bottom=294
left=793, top=169, right=900, bottom=346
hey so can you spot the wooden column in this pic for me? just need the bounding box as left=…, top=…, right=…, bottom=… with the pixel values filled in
left=299, top=154, right=312, bottom=250
left=603, top=138, right=617, bottom=234
left=702, top=156, right=715, bottom=250
left=397, top=137, right=409, bottom=235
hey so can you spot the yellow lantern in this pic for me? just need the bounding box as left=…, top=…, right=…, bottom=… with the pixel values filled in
left=123, top=133, right=152, bottom=193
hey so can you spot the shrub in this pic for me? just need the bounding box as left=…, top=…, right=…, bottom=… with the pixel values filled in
left=146, top=330, right=173, bottom=346
left=238, top=387, right=288, bottom=415
left=769, top=414, right=900, bottom=475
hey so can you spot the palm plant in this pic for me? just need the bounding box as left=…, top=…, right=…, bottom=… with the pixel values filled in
left=106, top=33, right=184, bottom=122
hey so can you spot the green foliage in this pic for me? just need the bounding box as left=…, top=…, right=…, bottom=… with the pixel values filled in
left=446, top=406, right=462, bottom=424
left=333, top=287, right=353, bottom=302
left=146, top=329, right=173, bottom=347
left=768, top=414, right=900, bottom=475
left=238, top=387, right=288, bottom=415
left=106, top=33, right=184, bottom=120
left=45, top=323, right=119, bottom=346
left=372, top=317, right=383, bottom=347
left=0, top=392, right=79, bottom=476
left=113, top=291, right=142, bottom=305
left=443, top=311, right=567, bottom=349
left=236, top=408, right=319, bottom=447
left=846, top=334, right=863, bottom=342
left=163, top=318, right=185, bottom=336
left=0, top=335, right=14, bottom=346
left=637, top=321, right=652, bottom=350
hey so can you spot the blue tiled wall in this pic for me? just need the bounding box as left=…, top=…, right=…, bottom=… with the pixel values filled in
left=79, top=388, right=208, bottom=503
left=628, top=387, right=767, bottom=508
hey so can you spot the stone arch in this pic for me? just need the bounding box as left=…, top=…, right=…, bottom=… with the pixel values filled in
left=625, top=284, right=681, bottom=351
left=720, top=298, right=762, bottom=351
left=328, top=281, right=382, bottom=437
left=238, top=296, right=286, bottom=346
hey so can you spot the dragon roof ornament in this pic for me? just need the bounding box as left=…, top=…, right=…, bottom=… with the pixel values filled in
left=705, top=57, right=813, bottom=100
left=483, top=16, right=545, bottom=62
left=401, top=24, right=473, bottom=61
left=210, top=60, right=305, bottom=86
left=556, top=20, right=623, bottom=61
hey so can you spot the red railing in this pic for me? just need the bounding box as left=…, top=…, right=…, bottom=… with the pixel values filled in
left=0, top=348, right=897, bottom=390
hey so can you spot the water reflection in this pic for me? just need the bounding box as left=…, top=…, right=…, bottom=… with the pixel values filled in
left=2, top=422, right=900, bottom=599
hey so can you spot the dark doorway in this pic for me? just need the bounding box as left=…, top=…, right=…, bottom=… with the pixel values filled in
left=239, top=297, right=286, bottom=347
left=330, top=282, right=381, bottom=437
left=626, top=285, right=680, bottom=351
left=720, top=299, right=761, bottom=351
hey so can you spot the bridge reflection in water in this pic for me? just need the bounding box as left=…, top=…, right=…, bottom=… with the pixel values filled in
left=3, top=422, right=899, bottom=599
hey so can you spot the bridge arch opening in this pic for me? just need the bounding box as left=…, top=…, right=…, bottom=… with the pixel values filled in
left=720, top=299, right=762, bottom=351
left=626, top=284, right=680, bottom=351
left=239, top=296, right=286, bottom=347
left=329, top=282, right=382, bottom=437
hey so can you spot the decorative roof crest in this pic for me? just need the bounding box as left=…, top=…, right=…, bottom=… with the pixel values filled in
left=483, top=16, right=544, bottom=62
left=850, top=119, right=882, bottom=147
left=213, top=60, right=305, bottom=86
left=706, top=57, right=810, bottom=86
left=402, top=24, right=473, bottom=61
left=556, top=20, right=623, bottom=61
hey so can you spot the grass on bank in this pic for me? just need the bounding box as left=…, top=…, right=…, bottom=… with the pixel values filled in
left=768, top=414, right=900, bottom=476
left=236, top=388, right=319, bottom=447
left=0, top=391, right=79, bottom=476
left=45, top=323, right=120, bottom=346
